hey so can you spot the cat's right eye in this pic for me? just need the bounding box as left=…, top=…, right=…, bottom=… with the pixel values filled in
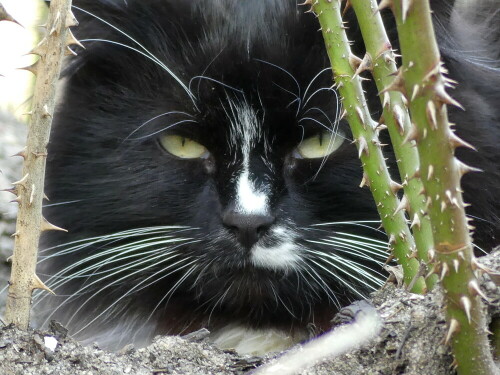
left=294, top=131, right=344, bottom=159
left=159, top=134, right=209, bottom=159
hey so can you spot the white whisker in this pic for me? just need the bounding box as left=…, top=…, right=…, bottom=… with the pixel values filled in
left=42, top=199, right=82, bottom=208
left=301, top=67, right=331, bottom=109
left=254, top=58, right=301, bottom=98
left=188, top=75, right=244, bottom=95
left=301, top=263, right=341, bottom=309
left=207, top=281, right=234, bottom=325
left=125, top=111, right=195, bottom=141
left=310, top=255, right=383, bottom=290
left=141, top=263, right=200, bottom=327
left=73, top=6, right=198, bottom=107
left=128, top=119, right=199, bottom=140
left=72, top=259, right=198, bottom=336
left=303, top=85, right=338, bottom=108
left=307, top=258, right=367, bottom=299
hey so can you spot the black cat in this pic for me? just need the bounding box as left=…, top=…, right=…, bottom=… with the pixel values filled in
left=38, top=0, right=499, bottom=353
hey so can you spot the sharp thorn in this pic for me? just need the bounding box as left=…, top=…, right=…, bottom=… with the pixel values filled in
left=402, top=123, right=418, bottom=144
left=348, top=53, right=363, bottom=71
left=427, top=248, right=436, bottom=262
left=354, top=52, right=373, bottom=77
left=29, top=37, right=48, bottom=56
left=340, top=108, right=347, bottom=120
left=401, top=0, right=413, bottom=23
left=452, top=259, right=460, bottom=273
left=392, top=104, right=405, bottom=135
left=11, top=147, right=27, bottom=159
left=376, top=0, right=394, bottom=13
left=49, top=11, right=62, bottom=36
left=460, top=296, right=472, bottom=324
left=29, top=183, right=35, bottom=205
left=0, top=3, right=22, bottom=26
left=65, top=10, right=79, bottom=27
left=10, top=196, right=22, bottom=204
left=435, top=84, right=464, bottom=110
left=440, top=200, right=447, bottom=212
left=427, top=165, right=434, bottom=180
left=456, top=160, right=482, bottom=176
left=41, top=217, right=68, bottom=232
left=342, top=0, right=352, bottom=16
left=359, top=172, right=370, bottom=188
left=32, top=274, right=55, bottom=295
left=380, top=68, right=406, bottom=97
left=65, top=46, right=78, bottom=56
left=394, top=195, right=409, bottom=215
left=19, top=60, right=40, bottom=75
left=357, top=136, right=369, bottom=158
left=449, top=132, right=476, bottom=151
left=66, top=29, right=84, bottom=49
left=382, top=92, right=390, bottom=108
left=410, top=213, right=421, bottom=230
left=440, top=261, right=449, bottom=281
left=426, top=101, right=437, bottom=130
left=355, top=106, right=366, bottom=128
left=445, top=319, right=460, bottom=345
left=42, top=104, right=52, bottom=118
left=411, top=84, right=420, bottom=101
left=468, top=280, right=489, bottom=301
left=389, top=180, right=403, bottom=194
left=1, top=187, right=17, bottom=195
left=12, top=173, right=29, bottom=188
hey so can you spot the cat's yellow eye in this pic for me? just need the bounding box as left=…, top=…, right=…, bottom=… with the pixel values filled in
left=296, top=131, right=344, bottom=159
left=159, top=134, right=208, bottom=159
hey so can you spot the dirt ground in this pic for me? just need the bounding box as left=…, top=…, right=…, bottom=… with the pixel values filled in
left=0, top=250, right=498, bottom=375
left=1, top=114, right=499, bottom=374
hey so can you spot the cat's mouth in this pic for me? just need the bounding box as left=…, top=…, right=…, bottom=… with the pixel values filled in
left=220, top=223, right=303, bottom=272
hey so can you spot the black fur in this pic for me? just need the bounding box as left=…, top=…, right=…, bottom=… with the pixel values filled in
left=39, top=0, right=499, bottom=349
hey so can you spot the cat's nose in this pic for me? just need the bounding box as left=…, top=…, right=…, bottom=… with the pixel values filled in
left=222, top=210, right=275, bottom=250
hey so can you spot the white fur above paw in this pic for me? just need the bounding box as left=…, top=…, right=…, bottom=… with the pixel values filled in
left=209, top=324, right=307, bottom=356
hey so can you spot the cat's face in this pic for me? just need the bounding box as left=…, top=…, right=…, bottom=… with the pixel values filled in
left=40, top=0, right=387, bottom=347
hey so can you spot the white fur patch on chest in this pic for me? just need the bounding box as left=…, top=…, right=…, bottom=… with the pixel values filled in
left=209, top=324, right=307, bottom=356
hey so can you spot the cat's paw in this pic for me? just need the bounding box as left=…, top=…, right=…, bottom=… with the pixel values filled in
left=331, top=300, right=377, bottom=326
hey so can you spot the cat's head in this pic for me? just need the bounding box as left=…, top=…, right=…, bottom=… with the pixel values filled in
left=40, top=0, right=386, bottom=346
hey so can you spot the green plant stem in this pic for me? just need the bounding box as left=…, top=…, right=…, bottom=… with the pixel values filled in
left=349, top=0, right=437, bottom=290
left=391, top=0, right=497, bottom=373
left=310, top=0, right=425, bottom=293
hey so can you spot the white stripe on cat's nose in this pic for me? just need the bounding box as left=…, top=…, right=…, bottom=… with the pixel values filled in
left=235, top=170, right=269, bottom=215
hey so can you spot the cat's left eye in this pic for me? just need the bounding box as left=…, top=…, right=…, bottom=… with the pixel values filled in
left=294, top=131, right=344, bottom=159
left=159, top=134, right=209, bottom=159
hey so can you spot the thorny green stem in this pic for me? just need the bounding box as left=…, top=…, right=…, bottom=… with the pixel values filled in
left=4, top=0, right=76, bottom=329
left=349, top=0, right=436, bottom=290
left=310, top=0, right=425, bottom=293
left=391, top=0, right=497, bottom=373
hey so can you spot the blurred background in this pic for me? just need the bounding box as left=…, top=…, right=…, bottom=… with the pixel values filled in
left=1, top=0, right=45, bottom=117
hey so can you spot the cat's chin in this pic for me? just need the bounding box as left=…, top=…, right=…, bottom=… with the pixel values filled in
left=249, top=231, right=302, bottom=272
left=250, top=242, right=301, bottom=271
